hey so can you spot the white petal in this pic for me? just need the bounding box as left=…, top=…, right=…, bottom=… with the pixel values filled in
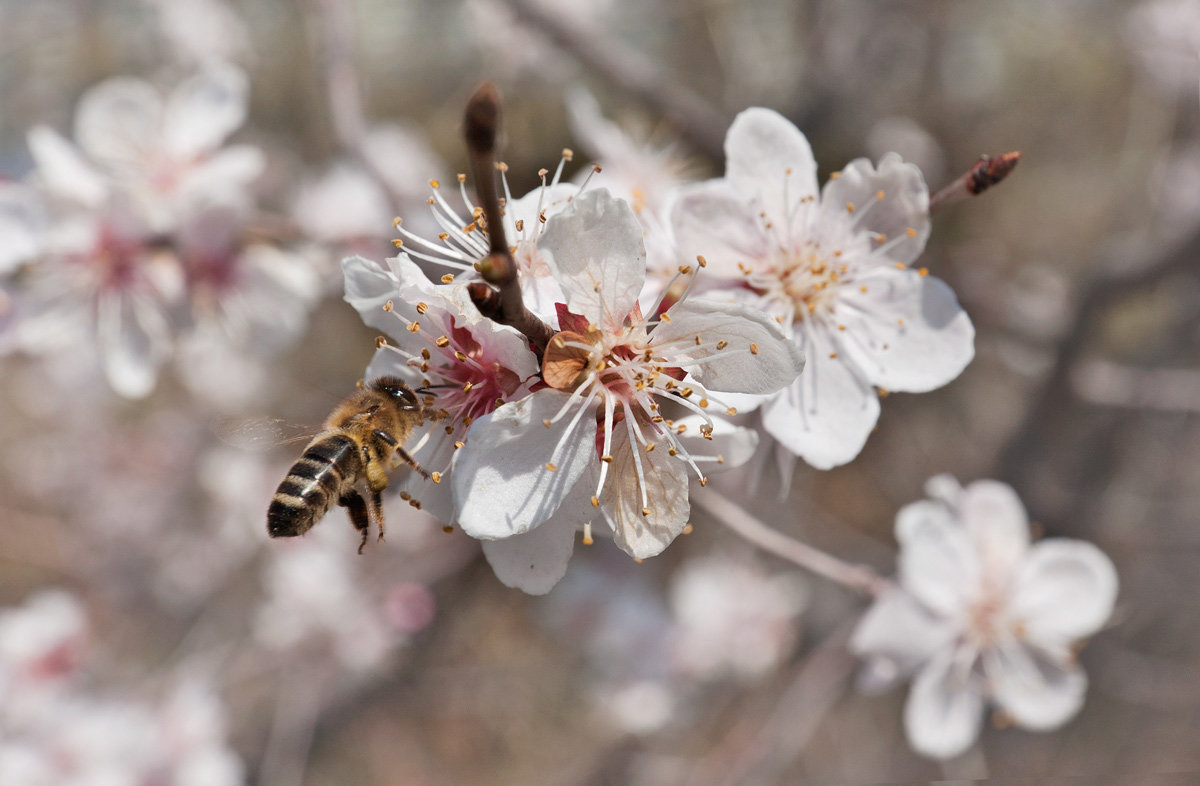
left=761, top=327, right=880, bottom=469
left=540, top=188, right=645, bottom=331
left=293, top=163, right=390, bottom=243
left=163, top=64, right=250, bottom=158
left=652, top=299, right=803, bottom=394
left=503, top=182, right=578, bottom=234
left=850, top=588, right=958, bottom=679
left=601, top=426, right=689, bottom=559
left=96, top=290, right=171, bottom=399
left=673, top=414, right=759, bottom=470
left=0, top=184, right=47, bottom=272
left=670, top=180, right=770, bottom=279
left=342, top=254, right=405, bottom=334
left=959, top=479, right=1030, bottom=579
left=1010, top=539, right=1118, bottom=642
left=364, top=343, right=424, bottom=388
left=452, top=391, right=597, bottom=540
left=724, top=107, right=819, bottom=231
left=177, top=145, right=265, bottom=205
left=26, top=126, right=109, bottom=207
left=904, top=651, right=985, bottom=760
left=481, top=493, right=588, bottom=594
left=387, top=424, right=461, bottom=526
left=74, top=77, right=163, bottom=171
left=986, top=643, right=1087, bottom=731
left=820, top=153, right=930, bottom=265
left=834, top=267, right=974, bottom=392
left=895, top=499, right=978, bottom=617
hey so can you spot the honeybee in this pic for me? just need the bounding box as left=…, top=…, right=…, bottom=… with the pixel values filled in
left=267, top=376, right=429, bottom=553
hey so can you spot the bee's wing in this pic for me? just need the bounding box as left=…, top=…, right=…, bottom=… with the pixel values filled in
left=212, top=417, right=317, bottom=453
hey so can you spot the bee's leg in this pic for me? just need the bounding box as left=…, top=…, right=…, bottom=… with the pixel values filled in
left=338, top=491, right=370, bottom=554
left=370, top=489, right=386, bottom=543
left=393, top=446, right=432, bottom=477
left=372, top=428, right=429, bottom=479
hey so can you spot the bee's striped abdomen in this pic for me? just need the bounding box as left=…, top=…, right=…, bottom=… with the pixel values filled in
left=267, top=433, right=361, bottom=538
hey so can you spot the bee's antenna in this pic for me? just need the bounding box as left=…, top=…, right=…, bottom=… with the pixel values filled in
left=416, top=384, right=458, bottom=393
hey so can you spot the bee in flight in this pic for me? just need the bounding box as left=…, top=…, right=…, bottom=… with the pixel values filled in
left=267, top=376, right=430, bottom=553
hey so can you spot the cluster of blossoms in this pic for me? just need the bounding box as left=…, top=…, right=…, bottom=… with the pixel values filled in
left=343, top=102, right=976, bottom=590
left=0, top=65, right=320, bottom=400
left=0, top=591, right=243, bottom=785
left=337, top=94, right=1118, bottom=760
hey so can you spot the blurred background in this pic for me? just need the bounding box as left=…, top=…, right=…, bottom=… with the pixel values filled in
left=0, top=0, right=1197, bottom=782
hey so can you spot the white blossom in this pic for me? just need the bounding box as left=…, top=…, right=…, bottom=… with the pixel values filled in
left=851, top=476, right=1118, bottom=759
left=389, top=158, right=582, bottom=321
left=672, top=107, right=974, bottom=469
left=342, top=252, right=543, bottom=521
left=451, top=189, right=804, bottom=594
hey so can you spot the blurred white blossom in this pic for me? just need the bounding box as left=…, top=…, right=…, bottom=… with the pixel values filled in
left=669, top=556, right=806, bottom=681
left=0, top=592, right=244, bottom=785
left=851, top=476, right=1118, bottom=759
left=0, top=67, right=320, bottom=399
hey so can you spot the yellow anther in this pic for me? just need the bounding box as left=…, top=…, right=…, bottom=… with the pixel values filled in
left=716, top=340, right=728, bottom=350
left=545, top=462, right=557, bottom=471
left=750, top=343, right=760, bottom=355
left=876, top=189, right=885, bottom=200
left=431, top=472, right=442, bottom=483
left=441, top=274, right=454, bottom=283
left=435, top=336, right=450, bottom=347
left=407, top=321, right=420, bottom=333
left=383, top=300, right=394, bottom=312
left=375, top=336, right=388, bottom=348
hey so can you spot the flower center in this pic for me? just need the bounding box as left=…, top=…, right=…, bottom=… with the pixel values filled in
left=777, top=243, right=843, bottom=318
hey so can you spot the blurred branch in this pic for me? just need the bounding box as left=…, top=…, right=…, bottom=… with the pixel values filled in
left=1072, top=359, right=1200, bottom=414
left=690, top=621, right=857, bottom=786
left=463, top=84, right=556, bottom=354
left=695, top=492, right=887, bottom=596
left=498, top=0, right=727, bottom=161
left=999, top=227, right=1200, bottom=490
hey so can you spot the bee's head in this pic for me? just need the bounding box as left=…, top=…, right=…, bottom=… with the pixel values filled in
left=372, top=376, right=421, bottom=412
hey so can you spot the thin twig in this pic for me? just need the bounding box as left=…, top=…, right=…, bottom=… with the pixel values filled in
left=694, top=492, right=887, bottom=596
left=498, top=0, right=728, bottom=161
left=310, top=0, right=366, bottom=151
left=929, top=151, right=1021, bottom=212
left=462, top=84, right=556, bottom=354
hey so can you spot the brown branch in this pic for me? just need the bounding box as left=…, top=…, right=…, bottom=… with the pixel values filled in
left=998, top=226, right=1200, bottom=491
left=498, top=0, right=727, bottom=161
left=462, top=84, right=556, bottom=354
left=929, top=151, right=1021, bottom=212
